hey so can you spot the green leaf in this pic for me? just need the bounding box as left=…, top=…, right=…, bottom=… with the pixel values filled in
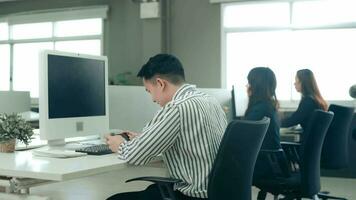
left=0, top=113, right=33, bottom=144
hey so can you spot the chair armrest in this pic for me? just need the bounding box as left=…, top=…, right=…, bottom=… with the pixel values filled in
left=281, top=141, right=300, bottom=146
left=126, top=176, right=181, bottom=184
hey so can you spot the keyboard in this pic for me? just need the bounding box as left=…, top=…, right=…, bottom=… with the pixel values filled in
left=75, top=144, right=113, bottom=155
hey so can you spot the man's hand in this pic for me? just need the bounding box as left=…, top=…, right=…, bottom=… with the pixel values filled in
left=105, top=135, right=125, bottom=152
left=122, top=131, right=139, bottom=140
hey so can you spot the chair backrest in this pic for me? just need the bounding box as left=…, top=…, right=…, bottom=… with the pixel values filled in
left=208, top=117, right=270, bottom=200
left=300, top=110, right=334, bottom=197
left=321, top=104, right=355, bottom=169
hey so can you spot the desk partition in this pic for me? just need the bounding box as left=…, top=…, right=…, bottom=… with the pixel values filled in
left=108, top=86, right=160, bottom=132
left=0, top=91, right=30, bottom=114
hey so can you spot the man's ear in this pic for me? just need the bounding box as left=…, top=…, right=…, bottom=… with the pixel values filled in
left=156, top=78, right=166, bottom=90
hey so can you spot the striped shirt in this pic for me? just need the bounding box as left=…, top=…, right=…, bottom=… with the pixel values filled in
left=117, top=84, right=227, bottom=198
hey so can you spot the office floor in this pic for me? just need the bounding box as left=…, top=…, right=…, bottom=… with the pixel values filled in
left=252, top=177, right=356, bottom=199
left=29, top=165, right=167, bottom=200
left=10, top=165, right=356, bottom=200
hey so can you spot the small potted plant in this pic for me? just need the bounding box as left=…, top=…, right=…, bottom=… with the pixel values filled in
left=0, top=113, right=34, bottom=153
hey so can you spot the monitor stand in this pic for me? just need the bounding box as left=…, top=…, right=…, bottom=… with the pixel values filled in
left=33, top=139, right=89, bottom=158
left=47, top=139, right=66, bottom=147
left=47, top=136, right=102, bottom=150
left=46, top=139, right=72, bottom=151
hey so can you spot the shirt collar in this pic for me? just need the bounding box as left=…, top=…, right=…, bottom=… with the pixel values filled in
left=172, top=84, right=196, bottom=101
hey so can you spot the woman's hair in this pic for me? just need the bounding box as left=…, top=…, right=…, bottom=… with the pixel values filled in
left=296, top=69, right=328, bottom=111
left=245, top=67, right=279, bottom=115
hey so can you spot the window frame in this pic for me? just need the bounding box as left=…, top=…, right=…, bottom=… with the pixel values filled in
left=0, top=17, right=104, bottom=104
left=221, top=0, right=356, bottom=108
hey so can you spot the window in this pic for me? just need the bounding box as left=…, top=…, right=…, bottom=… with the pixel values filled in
left=55, top=40, right=101, bottom=55
left=13, top=42, right=53, bottom=97
left=226, top=31, right=293, bottom=100
left=0, top=23, right=9, bottom=40
left=0, top=45, right=10, bottom=90
left=0, top=9, right=105, bottom=98
left=223, top=0, right=356, bottom=101
left=293, top=0, right=356, bottom=27
left=223, top=2, right=290, bottom=28
left=54, top=18, right=102, bottom=37
left=12, top=22, right=52, bottom=40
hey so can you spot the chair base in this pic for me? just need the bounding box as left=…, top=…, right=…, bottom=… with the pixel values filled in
left=256, top=191, right=280, bottom=200
left=257, top=190, right=328, bottom=200
left=318, top=193, right=347, bottom=200
left=257, top=191, right=267, bottom=200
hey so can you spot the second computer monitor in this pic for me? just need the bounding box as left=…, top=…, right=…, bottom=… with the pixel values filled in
left=39, top=50, right=109, bottom=146
left=232, top=85, right=249, bottom=119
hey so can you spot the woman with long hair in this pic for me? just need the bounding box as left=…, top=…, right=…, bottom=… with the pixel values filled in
left=244, top=67, right=281, bottom=179
left=281, top=69, right=328, bottom=131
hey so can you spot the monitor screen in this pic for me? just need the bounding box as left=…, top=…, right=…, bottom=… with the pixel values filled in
left=48, top=55, right=105, bottom=119
left=232, top=85, right=249, bottom=118
left=39, top=50, right=109, bottom=144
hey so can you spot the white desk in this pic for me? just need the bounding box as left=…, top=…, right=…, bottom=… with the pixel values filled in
left=280, top=127, right=301, bottom=142
left=0, top=150, right=127, bottom=198
left=0, top=151, right=126, bottom=181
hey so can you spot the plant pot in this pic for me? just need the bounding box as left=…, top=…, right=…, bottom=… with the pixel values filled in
left=0, top=139, right=16, bottom=153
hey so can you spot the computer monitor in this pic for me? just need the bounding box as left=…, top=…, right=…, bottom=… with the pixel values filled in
left=39, top=50, right=109, bottom=147
left=231, top=85, right=249, bottom=119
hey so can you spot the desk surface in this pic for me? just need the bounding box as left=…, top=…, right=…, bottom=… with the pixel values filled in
left=0, top=150, right=126, bottom=181
left=280, top=127, right=302, bottom=142
left=280, top=127, right=302, bottom=135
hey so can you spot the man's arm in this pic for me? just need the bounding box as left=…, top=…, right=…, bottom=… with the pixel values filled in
left=118, top=104, right=180, bottom=165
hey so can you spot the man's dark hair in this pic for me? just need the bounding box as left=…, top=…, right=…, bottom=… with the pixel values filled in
left=137, top=54, right=185, bottom=84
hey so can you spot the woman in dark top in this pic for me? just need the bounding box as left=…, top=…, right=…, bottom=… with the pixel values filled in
left=281, top=69, right=328, bottom=132
left=243, top=67, right=281, bottom=179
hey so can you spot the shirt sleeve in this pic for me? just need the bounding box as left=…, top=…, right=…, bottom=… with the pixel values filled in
left=117, top=103, right=180, bottom=165
left=281, top=97, right=314, bottom=128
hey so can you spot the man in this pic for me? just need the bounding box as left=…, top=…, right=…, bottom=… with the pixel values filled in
left=106, top=54, right=227, bottom=200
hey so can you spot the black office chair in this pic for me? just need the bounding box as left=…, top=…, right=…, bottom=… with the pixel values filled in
left=125, top=118, right=270, bottom=200
left=318, top=104, right=355, bottom=200
left=255, top=110, right=334, bottom=200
